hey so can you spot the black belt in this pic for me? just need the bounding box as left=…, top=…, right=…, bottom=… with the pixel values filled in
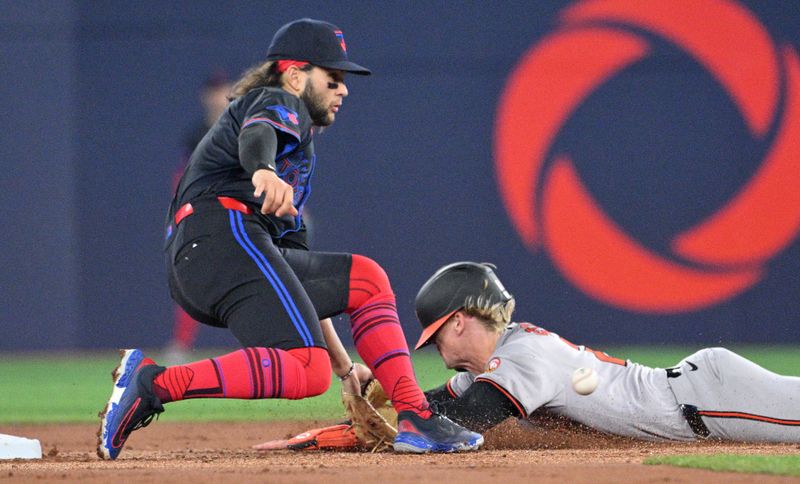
left=680, top=404, right=711, bottom=438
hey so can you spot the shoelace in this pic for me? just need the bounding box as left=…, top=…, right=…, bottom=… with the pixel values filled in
left=130, top=411, right=161, bottom=432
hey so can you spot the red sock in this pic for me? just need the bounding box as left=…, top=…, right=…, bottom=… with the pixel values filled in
left=152, top=346, right=330, bottom=402
left=348, top=255, right=431, bottom=418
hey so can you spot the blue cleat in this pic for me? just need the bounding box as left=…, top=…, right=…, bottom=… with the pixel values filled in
left=97, top=349, right=165, bottom=460
left=393, top=411, right=484, bottom=453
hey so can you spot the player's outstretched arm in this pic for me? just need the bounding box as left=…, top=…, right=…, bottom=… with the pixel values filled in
left=320, top=317, right=371, bottom=395
left=431, top=381, right=521, bottom=433
left=239, top=122, right=297, bottom=217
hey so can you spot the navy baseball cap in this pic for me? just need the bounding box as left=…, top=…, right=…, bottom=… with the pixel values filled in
left=266, top=18, right=371, bottom=75
left=414, top=262, right=514, bottom=350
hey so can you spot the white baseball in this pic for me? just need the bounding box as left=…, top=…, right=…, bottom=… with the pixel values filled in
left=571, top=367, right=598, bottom=395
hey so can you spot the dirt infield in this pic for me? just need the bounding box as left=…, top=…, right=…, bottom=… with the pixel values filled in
left=2, top=420, right=798, bottom=483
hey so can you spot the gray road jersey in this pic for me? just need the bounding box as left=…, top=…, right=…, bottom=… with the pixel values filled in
left=448, top=323, right=695, bottom=441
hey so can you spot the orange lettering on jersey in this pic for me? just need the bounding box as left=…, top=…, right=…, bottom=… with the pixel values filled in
left=560, top=335, right=627, bottom=366
left=519, top=322, right=626, bottom=366
left=519, top=322, right=550, bottom=335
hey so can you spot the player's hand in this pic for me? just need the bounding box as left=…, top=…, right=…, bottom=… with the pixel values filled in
left=353, top=362, right=372, bottom=386
left=341, top=362, right=372, bottom=396
left=252, top=169, right=298, bottom=217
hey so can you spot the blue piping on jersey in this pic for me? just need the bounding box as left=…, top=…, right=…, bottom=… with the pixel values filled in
left=228, top=210, right=313, bottom=346
left=276, top=154, right=317, bottom=239
left=242, top=118, right=300, bottom=141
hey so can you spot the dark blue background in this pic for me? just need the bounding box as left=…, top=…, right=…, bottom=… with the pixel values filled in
left=2, top=1, right=799, bottom=350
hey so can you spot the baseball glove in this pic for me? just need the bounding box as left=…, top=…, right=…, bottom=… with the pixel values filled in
left=252, top=379, right=398, bottom=452
left=286, top=424, right=359, bottom=450
left=342, top=379, right=398, bottom=452
left=253, top=423, right=358, bottom=451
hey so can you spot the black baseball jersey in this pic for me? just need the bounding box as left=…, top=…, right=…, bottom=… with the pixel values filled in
left=167, top=87, right=315, bottom=243
left=182, top=119, right=211, bottom=160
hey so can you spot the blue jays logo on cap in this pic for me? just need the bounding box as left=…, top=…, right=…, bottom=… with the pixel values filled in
left=334, top=30, right=346, bottom=53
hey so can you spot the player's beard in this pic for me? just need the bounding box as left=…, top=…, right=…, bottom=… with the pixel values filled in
left=301, top=82, right=334, bottom=127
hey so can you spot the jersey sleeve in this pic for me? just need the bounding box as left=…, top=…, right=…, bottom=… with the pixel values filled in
left=241, top=91, right=304, bottom=158
left=475, top=341, right=559, bottom=417
left=445, top=371, right=476, bottom=397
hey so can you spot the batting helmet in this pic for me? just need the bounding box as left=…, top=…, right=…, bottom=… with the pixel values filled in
left=414, top=262, right=513, bottom=350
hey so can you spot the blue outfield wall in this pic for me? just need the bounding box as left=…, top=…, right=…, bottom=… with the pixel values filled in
left=2, top=1, right=799, bottom=350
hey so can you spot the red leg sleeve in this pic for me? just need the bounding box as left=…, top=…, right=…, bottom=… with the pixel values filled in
left=345, top=254, right=431, bottom=417
left=153, top=346, right=331, bottom=402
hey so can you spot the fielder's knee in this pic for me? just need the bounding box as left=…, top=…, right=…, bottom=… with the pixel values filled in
left=285, top=347, right=331, bottom=398
left=346, top=254, right=395, bottom=313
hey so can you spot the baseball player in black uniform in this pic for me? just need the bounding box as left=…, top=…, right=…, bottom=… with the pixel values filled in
left=98, top=18, right=482, bottom=460
left=415, top=262, right=800, bottom=442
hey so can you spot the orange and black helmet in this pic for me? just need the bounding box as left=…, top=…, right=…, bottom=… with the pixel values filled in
left=413, top=262, right=513, bottom=350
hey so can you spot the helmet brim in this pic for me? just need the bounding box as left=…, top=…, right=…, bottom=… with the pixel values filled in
left=414, top=309, right=459, bottom=350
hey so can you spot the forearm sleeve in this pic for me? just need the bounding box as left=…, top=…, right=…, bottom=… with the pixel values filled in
left=239, top=123, right=278, bottom=174
left=430, top=380, right=521, bottom=433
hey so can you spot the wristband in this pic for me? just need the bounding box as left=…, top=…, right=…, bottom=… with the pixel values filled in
left=338, top=363, right=355, bottom=382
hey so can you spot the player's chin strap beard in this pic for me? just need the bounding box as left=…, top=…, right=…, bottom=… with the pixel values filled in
left=301, top=85, right=332, bottom=127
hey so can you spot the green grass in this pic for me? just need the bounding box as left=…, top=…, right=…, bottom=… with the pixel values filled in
left=605, top=345, right=800, bottom=374
left=645, top=454, right=800, bottom=477
left=0, top=349, right=456, bottom=424
left=0, top=345, right=797, bottom=424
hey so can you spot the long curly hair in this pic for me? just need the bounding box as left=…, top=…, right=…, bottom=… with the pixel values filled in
left=229, top=60, right=313, bottom=100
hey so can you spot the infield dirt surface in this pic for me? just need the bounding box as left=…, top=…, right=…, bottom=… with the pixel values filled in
left=2, top=419, right=799, bottom=483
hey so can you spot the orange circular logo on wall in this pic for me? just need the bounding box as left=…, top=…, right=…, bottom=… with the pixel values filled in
left=494, top=0, right=800, bottom=313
